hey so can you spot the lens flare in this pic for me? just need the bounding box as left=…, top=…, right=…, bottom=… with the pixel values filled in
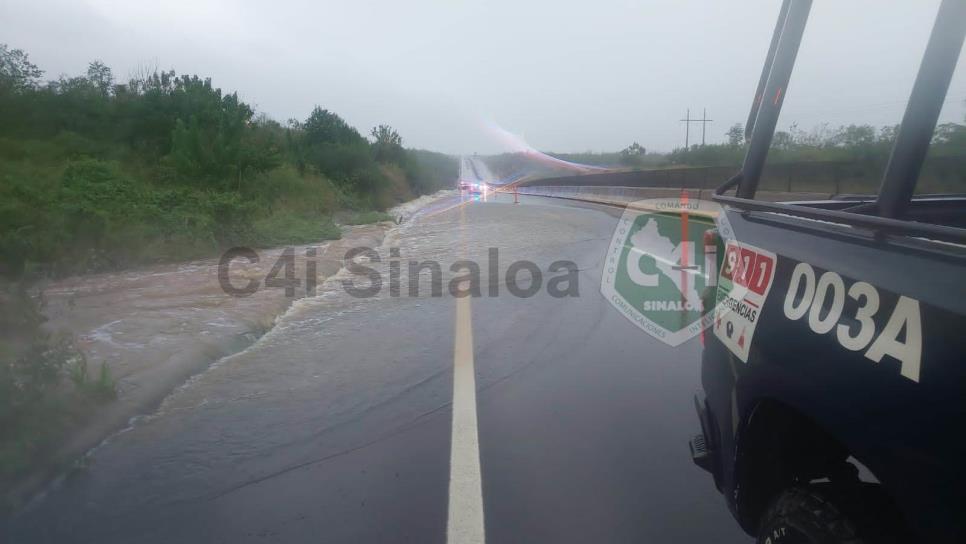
left=481, top=119, right=613, bottom=174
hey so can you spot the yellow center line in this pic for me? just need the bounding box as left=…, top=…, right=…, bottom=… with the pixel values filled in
left=446, top=204, right=486, bottom=544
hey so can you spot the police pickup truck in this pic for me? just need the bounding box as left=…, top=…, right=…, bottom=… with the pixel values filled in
left=691, top=1, right=966, bottom=542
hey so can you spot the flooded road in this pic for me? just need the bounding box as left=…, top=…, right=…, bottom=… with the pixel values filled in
left=5, top=192, right=750, bottom=543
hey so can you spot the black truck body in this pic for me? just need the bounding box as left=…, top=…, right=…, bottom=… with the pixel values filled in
left=692, top=1, right=966, bottom=542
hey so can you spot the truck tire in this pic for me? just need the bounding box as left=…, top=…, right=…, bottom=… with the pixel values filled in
left=757, top=483, right=901, bottom=544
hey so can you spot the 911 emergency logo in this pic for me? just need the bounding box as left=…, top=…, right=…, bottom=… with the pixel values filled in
left=601, top=196, right=731, bottom=346
left=713, top=241, right=777, bottom=362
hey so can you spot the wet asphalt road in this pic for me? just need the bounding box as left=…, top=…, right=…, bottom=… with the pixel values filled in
left=4, top=192, right=750, bottom=543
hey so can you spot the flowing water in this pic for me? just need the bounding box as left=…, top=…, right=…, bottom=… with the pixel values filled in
left=28, top=193, right=457, bottom=467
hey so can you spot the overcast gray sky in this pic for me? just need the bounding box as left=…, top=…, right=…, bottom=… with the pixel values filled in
left=2, top=0, right=964, bottom=154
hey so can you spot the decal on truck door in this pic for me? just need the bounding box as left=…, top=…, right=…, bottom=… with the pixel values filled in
left=713, top=241, right=776, bottom=362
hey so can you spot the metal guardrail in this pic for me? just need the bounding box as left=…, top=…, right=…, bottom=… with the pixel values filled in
left=513, top=184, right=830, bottom=206
left=513, top=157, right=966, bottom=196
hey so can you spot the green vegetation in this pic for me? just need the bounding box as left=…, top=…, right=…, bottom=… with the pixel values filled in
left=0, top=282, right=116, bottom=497
left=0, top=44, right=458, bottom=281
left=663, top=121, right=966, bottom=193
left=666, top=120, right=966, bottom=167
left=564, top=119, right=966, bottom=171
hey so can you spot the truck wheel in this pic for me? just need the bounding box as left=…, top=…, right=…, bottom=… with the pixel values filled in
left=757, top=484, right=894, bottom=544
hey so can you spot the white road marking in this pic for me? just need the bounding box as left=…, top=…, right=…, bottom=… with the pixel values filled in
left=447, top=207, right=486, bottom=544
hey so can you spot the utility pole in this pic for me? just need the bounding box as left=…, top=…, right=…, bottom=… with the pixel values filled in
left=680, top=108, right=714, bottom=149
left=700, top=108, right=713, bottom=146
left=681, top=108, right=691, bottom=150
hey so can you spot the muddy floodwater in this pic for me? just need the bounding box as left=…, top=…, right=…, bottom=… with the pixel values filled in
left=25, top=193, right=452, bottom=476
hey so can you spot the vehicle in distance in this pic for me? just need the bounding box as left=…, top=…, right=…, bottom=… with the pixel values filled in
left=691, top=1, right=966, bottom=543
left=458, top=179, right=486, bottom=194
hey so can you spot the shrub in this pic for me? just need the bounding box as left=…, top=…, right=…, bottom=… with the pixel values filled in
left=0, top=284, right=115, bottom=483
left=252, top=213, right=340, bottom=247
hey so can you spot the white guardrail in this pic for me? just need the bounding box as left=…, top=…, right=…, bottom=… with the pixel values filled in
left=514, top=185, right=837, bottom=205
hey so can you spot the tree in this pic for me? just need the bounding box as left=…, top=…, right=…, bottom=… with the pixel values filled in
left=619, top=142, right=647, bottom=167
left=772, top=130, right=793, bottom=150
left=789, top=122, right=832, bottom=147
left=620, top=142, right=646, bottom=156
left=303, top=107, right=363, bottom=146
left=370, top=124, right=404, bottom=163
left=86, top=60, right=113, bottom=96
left=876, top=124, right=899, bottom=145
left=933, top=122, right=966, bottom=146
left=370, top=124, right=402, bottom=147
left=726, top=123, right=744, bottom=147
left=165, top=77, right=259, bottom=185
left=296, top=108, right=384, bottom=193
left=831, top=124, right=876, bottom=148
left=0, top=44, right=43, bottom=94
